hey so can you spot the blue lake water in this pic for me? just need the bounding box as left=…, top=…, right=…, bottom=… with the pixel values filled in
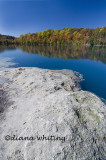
left=0, top=45, right=106, bottom=100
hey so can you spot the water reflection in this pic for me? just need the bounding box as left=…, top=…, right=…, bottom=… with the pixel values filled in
left=0, top=45, right=106, bottom=64
left=20, top=45, right=106, bottom=64
left=0, top=45, right=106, bottom=100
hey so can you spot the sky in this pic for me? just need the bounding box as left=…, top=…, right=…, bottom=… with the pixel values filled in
left=0, top=0, right=106, bottom=37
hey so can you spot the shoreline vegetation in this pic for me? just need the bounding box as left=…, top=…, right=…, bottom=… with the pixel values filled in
left=0, top=27, right=106, bottom=46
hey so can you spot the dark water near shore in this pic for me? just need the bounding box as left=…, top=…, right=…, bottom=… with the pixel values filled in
left=0, top=45, right=106, bottom=100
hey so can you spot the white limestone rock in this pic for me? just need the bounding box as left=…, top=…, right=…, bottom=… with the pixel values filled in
left=0, top=67, right=105, bottom=160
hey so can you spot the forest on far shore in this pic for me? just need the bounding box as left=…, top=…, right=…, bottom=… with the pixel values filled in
left=0, top=27, right=106, bottom=46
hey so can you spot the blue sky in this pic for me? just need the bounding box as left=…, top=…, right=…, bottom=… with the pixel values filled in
left=0, top=0, right=106, bottom=37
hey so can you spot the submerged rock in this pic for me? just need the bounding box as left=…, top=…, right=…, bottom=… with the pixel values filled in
left=0, top=67, right=105, bottom=160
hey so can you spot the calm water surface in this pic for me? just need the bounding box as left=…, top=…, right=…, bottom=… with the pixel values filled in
left=0, top=45, right=106, bottom=100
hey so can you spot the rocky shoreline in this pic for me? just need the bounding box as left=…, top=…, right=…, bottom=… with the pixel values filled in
left=0, top=67, right=106, bottom=160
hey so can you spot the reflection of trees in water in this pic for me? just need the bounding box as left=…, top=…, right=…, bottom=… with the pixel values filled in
left=0, top=45, right=106, bottom=64
left=20, top=45, right=106, bottom=64
left=0, top=45, right=18, bottom=53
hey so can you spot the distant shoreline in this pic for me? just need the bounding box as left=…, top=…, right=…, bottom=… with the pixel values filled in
left=0, top=43, right=106, bottom=47
left=0, top=27, right=106, bottom=46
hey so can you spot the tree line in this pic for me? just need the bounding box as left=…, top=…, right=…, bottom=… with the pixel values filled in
left=0, top=27, right=106, bottom=46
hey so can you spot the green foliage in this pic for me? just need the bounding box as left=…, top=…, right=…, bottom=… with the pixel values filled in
left=0, top=27, right=106, bottom=45
left=19, top=27, right=106, bottom=45
left=0, top=34, right=19, bottom=45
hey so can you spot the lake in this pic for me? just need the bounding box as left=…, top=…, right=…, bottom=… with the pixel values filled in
left=0, top=45, right=106, bottom=100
